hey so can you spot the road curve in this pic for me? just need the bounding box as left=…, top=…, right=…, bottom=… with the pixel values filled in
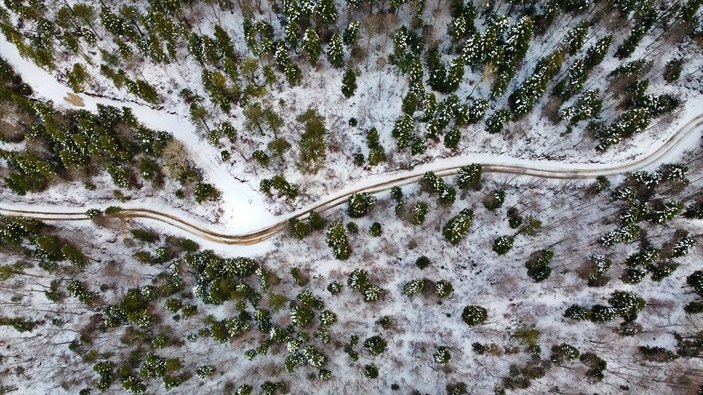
left=1, top=114, right=701, bottom=246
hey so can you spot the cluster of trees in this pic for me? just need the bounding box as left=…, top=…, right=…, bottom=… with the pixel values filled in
left=76, top=235, right=370, bottom=393
left=260, top=175, right=299, bottom=201
left=564, top=290, right=647, bottom=333
left=590, top=62, right=680, bottom=150
left=0, top=57, right=216, bottom=202
left=287, top=211, right=326, bottom=240
left=685, top=271, right=703, bottom=314
left=347, top=268, right=382, bottom=303
left=600, top=164, right=690, bottom=248
left=402, top=278, right=454, bottom=299
left=0, top=216, right=88, bottom=273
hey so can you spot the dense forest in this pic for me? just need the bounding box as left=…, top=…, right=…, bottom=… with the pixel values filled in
left=0, top=0, right=702, bottom=393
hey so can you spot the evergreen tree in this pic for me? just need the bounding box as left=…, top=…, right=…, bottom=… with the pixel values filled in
left=608, top=290, right=646, bottom=318
left=284, top=21, right=299, bottom=50
left=663, top=58, right=683, bottom=82
left=426, top=47, right=447, bottom=93
left=504, top=16, right=533, bottom=64
left=614, top=8, right=656, bottom=59
left=558, top=89, right=603, bottom=126
left=445, top=57, right=464, bottom=92
left=456, top=163, right=482, bottom=189
left=435, top=280, right=454, bottom=298
left=317, top=0, right=337, bottom=27
left=442, top=209, right=474, bottom=244
left=509, top=51, right=564, bottom=118
left=326, top=221, right=351, bottom=260
left=525, top=249, right=554, bottom=282
left=467, top=99, right=489, bottom=123
left=347, top=192, right=377, bottom=218
left=461, top=32, right=483, bottom=69
left=302, top=28, right=322, bottom=66
left=341, top=69, right=357, bottom=98
left=562, top=22, right=588, bottom=55
left=392, top=114, right=414, bottom=149
left=433, top=346, right=452, bottom=364
left=551, top=344, right=580, bottom=365
left=343, top=20, right=360, bottom=46
left=462, top=305, right=488, bottom=326
left=687, top=271, right=703, bottom=297
left=492, top=235, right=515, bottom=255
left=327, top=33, right=344, bottom=68
left=297, top=109, right=327, bottom=173
left=410, top=201, right=429, bottom=225
left=583, top=36, right=613, bottom=69
left=403, top=279, right=425, bottom=297
left=485, top=109, right=511, bottom=134
left=444, top=128, right=461, bottom=149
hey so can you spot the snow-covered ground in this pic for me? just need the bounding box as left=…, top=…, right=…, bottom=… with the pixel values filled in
left=0, top=1, right=702, bottom=394
left=1, top=34, right=701, bottom=253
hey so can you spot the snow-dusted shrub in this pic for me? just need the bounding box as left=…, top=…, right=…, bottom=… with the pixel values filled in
left=442, top=209, right=474, bottom=245
left=492, top=235, right=515, bottom=255
left=347, top=192, right=377, bottom=218
left=462, top=305, right=488, bottom=326
left=433, top=346, right=451, bottom=364
left=325, top=221, right=351, bottom=260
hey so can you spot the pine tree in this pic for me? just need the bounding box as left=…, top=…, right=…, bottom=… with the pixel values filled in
left=614, top=8, right=656, bottom=59
left=347, top=192, right=377, bottom=218
left=442, top=208, right=474, bottom=244
left=433, top=346, right=452, bottom=364
left=509, top=50, right=564, bottom=118
left=284, top=21, right=299, bottom=50
left=410, top=201, right=429, bottom=225
left=327, top=33, right=344, bottom=68
left=274, top=45, right=291, bottom=72
left=302, top=28, right=322, bottom=66
left=492, top=235, right=515, bottom=255
left=558, top=89, right=603, bottom=125
left=297, top=108, right=327, bottom=173
left=482, top=14, right=509, bottom=64
left=326, top=221, right=351, bottom=260
left=392, top=28, right=410, bottom=71
left=391, top=114, right=414, bottom=149
left=457, top=163, right=482, bottom=189
left=435, top=280, right=453, bottom=298
left=341, top=68, right=357, bottom=98
left=363, top=335, right=387, bottom=356
left=608, top=290, right=646, bottom=318
left=583, top=36, right=613, bottom=69
left=461, top=32, right=482, bottom=69
left=448, top=14, right=469, bottom=43
left=426, top=47, right=447, bottom=92
left=403, top=279, right=425, bottom=297
left=466, top=99, right=488, bottom=123
left=504, top=16, right=533, bottom=64
left=687, top=271, right=703, bottom=297
left=462, top=305, right=488, bottom=326
left=562, top=22, right=588, bottom=55
left=445, top=57, right=464, bottom=92
left=317, top=0, right=337, bottom=27
left=444, top=128, right=461, bottom=149
left=283, top=0, right=302, bottom=22
left=663, top=58, right=683, bottom=82
left=551, top=344, right=580, bottom=365
left=485, top=109, right=511, bottom=134
left=343, top=20, right=360, bottom=46
left=285, top=63, right=302, bottom=86
left=525, top=249, right=554, bottom=282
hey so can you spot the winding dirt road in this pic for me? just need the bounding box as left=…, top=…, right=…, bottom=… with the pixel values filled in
left=2, top=114, right=701, bottom=246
